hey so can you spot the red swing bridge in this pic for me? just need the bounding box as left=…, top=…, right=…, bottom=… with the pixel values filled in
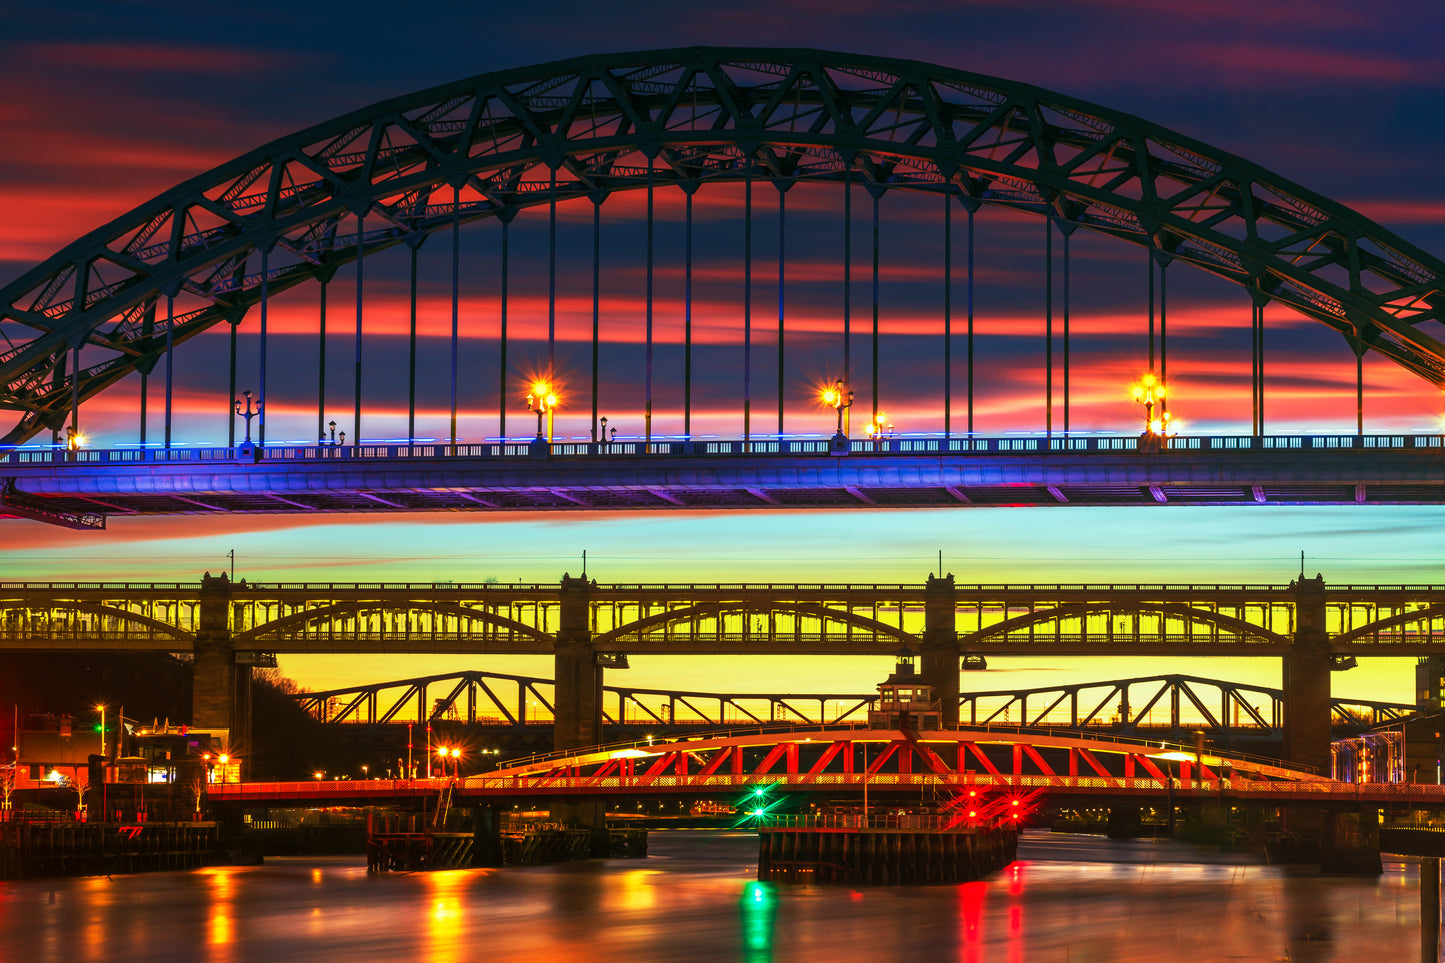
left=206, top=726, right=1445, bottom=809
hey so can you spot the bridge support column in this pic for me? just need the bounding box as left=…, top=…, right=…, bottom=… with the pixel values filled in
left=920, top=574, right=959, bottom=729
left=192, top=572, right=249, bottom=775
left=471, top=804, right=504, bottom=867
left=551, top=575, right=608, bottom=841
left=1282, top=574, right=1333, bottom=847
left=1283, top=574, right=1333, bottom=775
left=553, top=574, right=602, bottom=752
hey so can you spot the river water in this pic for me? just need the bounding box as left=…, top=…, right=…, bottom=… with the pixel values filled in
left=0, top=831, right=1425, bottom=962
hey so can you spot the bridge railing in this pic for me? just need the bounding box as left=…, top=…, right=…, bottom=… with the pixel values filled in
left=7, top=433, right=1445, bottom=465
left=205, top=772, right=1445, bottom=805
left=757, top=813, right=990, bottom=832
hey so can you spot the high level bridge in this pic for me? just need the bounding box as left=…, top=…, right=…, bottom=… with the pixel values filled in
left=4, top=574, right=1442, bottom=775
left=3, top=48, right=1445, bottom=528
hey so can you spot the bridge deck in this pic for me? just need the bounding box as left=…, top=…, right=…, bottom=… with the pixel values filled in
left=6, top=435, right=1445, bottom=522
left=6, top=579, right=1445, bottom=656
left=208, top=728, right=1445, bottom=807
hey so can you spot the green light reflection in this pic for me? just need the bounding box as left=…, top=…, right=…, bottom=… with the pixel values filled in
left=739, top=880, right=778, bottom=963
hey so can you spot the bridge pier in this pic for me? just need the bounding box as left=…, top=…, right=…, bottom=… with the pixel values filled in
left=1281, top=574, right=1334, bottom=850
left=553, top=574, right=602, bottom=752
left=192, top=573, right=250, bottom=774
left=920, top=574, right=960, bottom=728
left=470, top=804, right=504, bottom=867
left=551, top=575, right=608, bottom=841
left=1283, top=574, right=1334, bottom=775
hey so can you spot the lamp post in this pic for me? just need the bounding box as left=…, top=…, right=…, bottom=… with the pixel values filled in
left=319, top=420, right=346, bottom=447
left=436, top=746, right=462, bottom=778
left=234, top=390, right=263, bottom=446
left=1129, top=374, right=1178, bottom=449
left=526, top=380, right=557, bottom=443
left=864, top=412, right=894, bottom=449
left=821, top=380, right=853, bottom=453
left=1153, top=749, right=1193, bottom=834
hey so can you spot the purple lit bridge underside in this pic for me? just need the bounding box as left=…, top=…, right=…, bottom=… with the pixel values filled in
left=3, top=433, right=1444, bottom=528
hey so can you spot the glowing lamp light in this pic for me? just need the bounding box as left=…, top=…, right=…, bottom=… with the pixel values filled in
left=525, top=379, right=559, bottom=441
left=819, top=379, right=853, bottom=437
left=1129, top=372, right=1176, bottom=438
left=609, top=748, right=654, bottom=760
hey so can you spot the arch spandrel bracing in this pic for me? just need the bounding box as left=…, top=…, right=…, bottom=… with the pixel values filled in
left=2, top=47, right=1444, bottom=445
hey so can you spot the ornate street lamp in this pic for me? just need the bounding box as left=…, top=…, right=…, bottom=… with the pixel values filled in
left=319, top=420, right=346, bottom=447
left=526, top=380, right=558, bottom=442
left=234, top=390, right=263, bottom=446
left=1130, top=374, right=1179, bottom=448
left=820, top=379, right=853, bottom=452
left=864, top=412, right=894, bottom=447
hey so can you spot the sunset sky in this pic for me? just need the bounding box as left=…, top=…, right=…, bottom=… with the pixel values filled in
left=3, top=1, right=1445, bottom=705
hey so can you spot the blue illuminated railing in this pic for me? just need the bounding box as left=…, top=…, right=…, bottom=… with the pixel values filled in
left=4, top=433, right=1443, bottom=465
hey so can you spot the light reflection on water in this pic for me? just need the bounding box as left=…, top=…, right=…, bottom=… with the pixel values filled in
left=0, top=831, right=1424, bottom=962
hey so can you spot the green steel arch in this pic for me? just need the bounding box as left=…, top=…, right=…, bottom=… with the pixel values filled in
left=4, top=46, right=1443, bottom=445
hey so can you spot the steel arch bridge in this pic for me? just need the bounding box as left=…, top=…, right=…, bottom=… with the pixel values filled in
left=295, top=668, right=1414, bottom=739
left=208, top=727, right=1445, bottom=809
left=4, top=46, right=1445, bottom=460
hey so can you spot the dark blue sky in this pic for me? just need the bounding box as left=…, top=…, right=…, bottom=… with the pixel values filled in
left=4, top=1, right=1444, bottom=443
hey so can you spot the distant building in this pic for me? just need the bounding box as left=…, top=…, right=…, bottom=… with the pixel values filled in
left=124, top=724, right=236, bottom=784
left=1332, top=709, right=1445, bottom=784
left=1418, top=657, right=1445, bottom=710
left=14, top=714, right=100, bottom=789
left=2, top=714, right=236, bottom=813
left=867, top=655, right=943, bottom=731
